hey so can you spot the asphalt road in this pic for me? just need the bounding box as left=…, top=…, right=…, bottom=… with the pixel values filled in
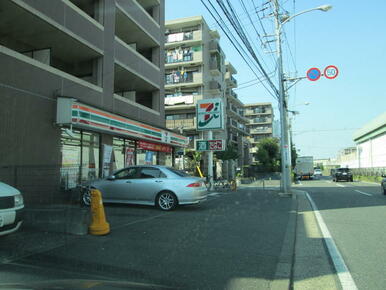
left=295, top=176, right=386, bottom=289
left=0, top=188, right=292, bottom=290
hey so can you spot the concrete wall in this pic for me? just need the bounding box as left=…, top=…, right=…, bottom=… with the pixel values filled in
left=357, top=132, right=386, bottom=168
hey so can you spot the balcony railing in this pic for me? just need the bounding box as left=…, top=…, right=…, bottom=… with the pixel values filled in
left=166, top=118, right=196, bottom=130
left=165, top=72, right=202, bottom=86
left=165, top=31, right=193, bottom=43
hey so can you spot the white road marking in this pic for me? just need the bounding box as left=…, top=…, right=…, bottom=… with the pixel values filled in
left=112, top=213, right=169, bottom=230
left=305, top=192, right=358, bottom=290
left=359, top=181, right=380, bottom=185
left=354, top=190, right=372, bottom=196
left=326, top=181, right=332, bottom=184
left=208, top=192, right=222, bottom=197
left=336, top=183, right=345, bottom=187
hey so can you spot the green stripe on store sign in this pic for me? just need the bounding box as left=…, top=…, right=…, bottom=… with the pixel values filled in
left=75, top=110, right=161, bottom=138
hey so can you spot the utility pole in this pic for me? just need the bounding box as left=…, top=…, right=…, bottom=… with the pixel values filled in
left=273, top=0, right=292, bottom=194
left=208, top=130, right=214, bottom=191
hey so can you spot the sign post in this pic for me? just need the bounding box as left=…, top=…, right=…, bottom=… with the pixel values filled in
left=196, top=99, right=225, bottom=191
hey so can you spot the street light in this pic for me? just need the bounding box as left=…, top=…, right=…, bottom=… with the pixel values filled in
left=273, top=1, right=332, bottom=194
left=280, top=5, right=332, bottom=26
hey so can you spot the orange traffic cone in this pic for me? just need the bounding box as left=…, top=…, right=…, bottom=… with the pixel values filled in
left=89, top=189, right=110, bottom=235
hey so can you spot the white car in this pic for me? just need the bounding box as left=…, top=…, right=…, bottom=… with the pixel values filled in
left=0, top=182, right=24, bottom=236
left=314, top=169, right=322, bottom=177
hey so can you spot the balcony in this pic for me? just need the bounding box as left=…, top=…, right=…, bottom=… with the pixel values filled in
left=165, top=95, right=203, bottom=110
left=209, top=60, right=221, bottom=76
left=209, top=40, right=220, bottom=53
left=165, top=72, right=203, bottom=89
left=244, top=108, right=273, bottom=116
left=228, top=119, right=249, bottom=136
left=225, top=72, right=237, bottom=88
left=165, top=30, right=202, bottom=48
left=249, top=117, right=272, bottom=125
left=115, top=37, right=160, bottom=88
left=115, top=0, right=161, bottom=51
left=250, top=128, right=273, bottom=135
left=166, top=118, right=196, bottom=131
left=207, top=80, right=221, bottom=95
left=165, top=49, right=203, bottom=68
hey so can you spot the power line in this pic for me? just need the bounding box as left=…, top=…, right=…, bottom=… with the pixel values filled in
left=201, top=0, right=279, bottom=100
left=215, top=0, right=279, bottom=97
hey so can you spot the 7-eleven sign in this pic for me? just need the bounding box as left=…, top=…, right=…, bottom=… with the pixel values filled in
left=196, top=98, right=224, bottom=131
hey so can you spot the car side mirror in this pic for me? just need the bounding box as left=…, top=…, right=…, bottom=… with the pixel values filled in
left=382, top=174, right=386, bottom=178
left=107, top=175, right=116, bottom=181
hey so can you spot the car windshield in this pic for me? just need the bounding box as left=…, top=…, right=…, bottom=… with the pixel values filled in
left=337, top=168, right=350, bottom=172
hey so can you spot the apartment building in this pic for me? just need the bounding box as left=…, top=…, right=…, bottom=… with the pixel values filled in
left=244, top=103, right=274, bottom=162
left=0, top=0, right=188, bottom=205
left=164, top=16, right=249, bottom=178
left=224, top=62, right=251, bottom=170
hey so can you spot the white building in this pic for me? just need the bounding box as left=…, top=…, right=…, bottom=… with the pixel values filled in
left=353, top=112, right=386, bottom=168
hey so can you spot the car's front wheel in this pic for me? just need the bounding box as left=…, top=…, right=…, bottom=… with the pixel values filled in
left=156, top=191, right=177, bottom=211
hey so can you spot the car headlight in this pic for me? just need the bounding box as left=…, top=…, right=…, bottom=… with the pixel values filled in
left=14, top=194, right=24, bottom=207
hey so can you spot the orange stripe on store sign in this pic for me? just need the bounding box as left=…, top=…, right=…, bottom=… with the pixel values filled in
left=74, top=105, right=161, bottom=132
left=199, top=103, right=211, bottom=109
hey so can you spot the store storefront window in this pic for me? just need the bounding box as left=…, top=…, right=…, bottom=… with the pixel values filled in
left=137, top=149, right=157, bottom=165
left=113, top=137, right=136, bottom=169
left=60, top=129, right=100, bottom=189
left=60, top=129, right=81, bottom=189
left=158, top=152, right=173, bottom=166
left=81, top=131, right=100, bottom=183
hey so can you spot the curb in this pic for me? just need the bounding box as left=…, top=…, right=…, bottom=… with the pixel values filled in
left=270, top=192, right=298, bottom=290
left=292, top=191, right=341, bottom=289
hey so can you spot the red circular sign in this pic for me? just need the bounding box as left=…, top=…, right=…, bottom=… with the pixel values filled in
left=324, top=65, right=339, bottom=79
left=306, top=67, right=321, bottom=81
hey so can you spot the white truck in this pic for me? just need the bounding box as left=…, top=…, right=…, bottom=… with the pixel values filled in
left=294, top=156, right=314, bottom=180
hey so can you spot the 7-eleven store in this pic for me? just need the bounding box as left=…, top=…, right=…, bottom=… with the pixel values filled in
left=57, top=98, right=188, bottom=191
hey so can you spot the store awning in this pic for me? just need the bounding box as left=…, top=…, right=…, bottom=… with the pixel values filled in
left=56, top=97, right=188, bottom=147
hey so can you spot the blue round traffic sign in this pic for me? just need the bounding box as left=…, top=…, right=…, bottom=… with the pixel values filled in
left=306, top=67, right=321, bottom=81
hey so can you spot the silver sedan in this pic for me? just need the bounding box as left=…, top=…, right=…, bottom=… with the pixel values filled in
left=81, top=166, right=207, bottom=211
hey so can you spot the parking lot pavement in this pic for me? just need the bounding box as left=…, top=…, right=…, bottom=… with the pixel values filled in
left=0, top=188, right=295, bottom=290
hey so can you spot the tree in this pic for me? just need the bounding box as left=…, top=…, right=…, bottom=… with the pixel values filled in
left=185, top=149, right=202, bottom=176
left=291, top=143, right=298, bottom=169
left=254, top=138, right=280, bottom=172
left=215, top=143, right=239, bottom=161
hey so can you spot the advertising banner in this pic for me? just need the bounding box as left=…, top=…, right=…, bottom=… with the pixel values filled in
left=125, top=148, right=134, bottom=166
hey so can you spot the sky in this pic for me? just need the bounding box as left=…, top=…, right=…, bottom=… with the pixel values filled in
left=165, top=0, right=386, bottom=160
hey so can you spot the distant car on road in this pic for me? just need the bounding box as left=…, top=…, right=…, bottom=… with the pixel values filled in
left=0, top=182, right=24, bottom=236
left=81, top=166, right=207, bottom=211
left=333, top=168, right=353, bottom=182
left=381, top=174, right=386, bottom=195
left=314, top=169, right=322, bottom=177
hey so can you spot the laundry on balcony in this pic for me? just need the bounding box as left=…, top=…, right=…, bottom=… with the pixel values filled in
left=165, top=47, right=193, bottom=63
left=165, top=95, right=194, bottom=106
left=165, top=70, right=193, bottom=84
